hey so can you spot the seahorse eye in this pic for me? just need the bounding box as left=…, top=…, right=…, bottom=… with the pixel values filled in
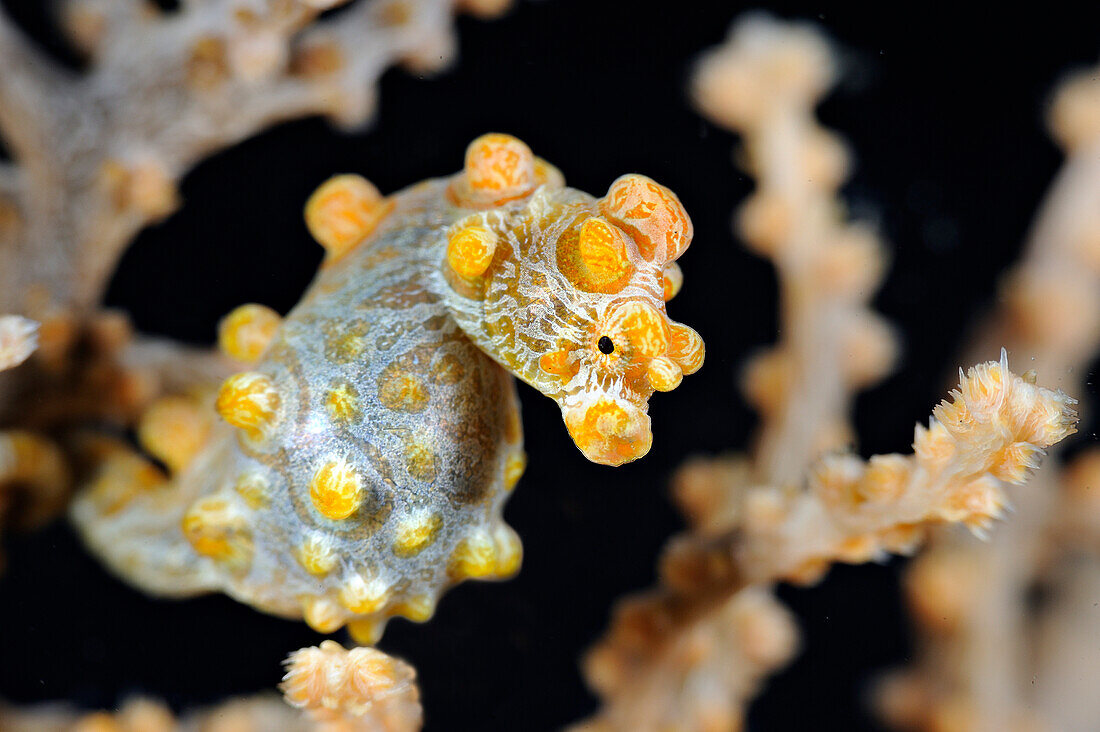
left=597, top=336, right=615, bottom=355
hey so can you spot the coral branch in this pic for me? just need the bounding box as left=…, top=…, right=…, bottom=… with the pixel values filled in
left=0, top=0, right=511, bottom=316
left=0, top=162, right=20, bottom=202
left=0, top=694, right=310, bottom=731
left=693, top=14, right=897, bottom=488
left=577, top=18, right=908, bottom=730
left=739, top=355, right=1073, bottom=581
left=577, top=588, right=798, bottom=732
left=1, top=312, right=235, bottom=430
left=582, top=357, right=1076, bottom=730
left=881, top=58, right=1100, bottom=732
left=282, top=640, right=423, bottom=731
left=0, top=7, right=75, bottom=165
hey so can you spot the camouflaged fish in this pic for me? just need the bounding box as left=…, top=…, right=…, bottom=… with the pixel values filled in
left=72, top=134, right=704, bottom=642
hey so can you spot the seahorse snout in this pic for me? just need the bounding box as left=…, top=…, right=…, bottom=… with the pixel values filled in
left=561, top=396, right=652, bottom=467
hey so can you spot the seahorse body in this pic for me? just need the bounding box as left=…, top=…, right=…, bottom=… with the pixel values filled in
left=71, top=135, right=704, bottom=640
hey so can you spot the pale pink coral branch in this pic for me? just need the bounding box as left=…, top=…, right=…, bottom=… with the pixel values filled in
left=880, top=59, right=1100, bottom=732
left=737, top=354, right=1075, bottom=582
left=576, top=18, right=910, bottom=729
left=0, top=0, right=511, bottom=317
left=581, top=357, right=1076, bottom=731
left=0, top=0, right=512, bottom=591
left=693, top=13, right=898, bottom=488
left=577, top=588, right=798, bottom=732
left=0, top=694, right=312, bottom=731
left=282, top=640, right=422, bottom=732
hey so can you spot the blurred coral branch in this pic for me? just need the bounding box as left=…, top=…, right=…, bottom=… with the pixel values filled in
left=877, top=58, right=1100, bottom=732
left=580, top=353, right=1075, bottom=731
left=0, top=694, right=309, bottom=731
left=693, top=14, right=897, bottom=487
left=575, top=17, right=902, bottom=731
left=2, top=640, right=425, bottom=730
left=577, top=15, right=1085, bottom=732
left=0, top=0, right=509, bottom=575
left=0, top=0, right=495, bottom=317
left=282, top=640, right=422, bottom=731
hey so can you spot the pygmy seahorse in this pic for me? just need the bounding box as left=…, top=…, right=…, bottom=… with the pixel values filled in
left=71, top=134, right=705, bottom=642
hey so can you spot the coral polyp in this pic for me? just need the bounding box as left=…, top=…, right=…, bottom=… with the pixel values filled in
left=71, top=134, right=704, bottom=640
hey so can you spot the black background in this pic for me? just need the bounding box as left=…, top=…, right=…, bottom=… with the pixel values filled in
left=1, top=1, right=1099, bottom=730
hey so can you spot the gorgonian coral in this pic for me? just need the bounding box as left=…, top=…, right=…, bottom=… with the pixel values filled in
left=282, top=640, right=421, bottom=731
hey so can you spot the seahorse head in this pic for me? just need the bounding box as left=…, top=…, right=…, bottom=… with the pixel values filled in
left=443, top=134, right=705, bottom=466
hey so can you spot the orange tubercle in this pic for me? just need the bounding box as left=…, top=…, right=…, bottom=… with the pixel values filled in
left=218, top=303, right=282, bottom=363
left=296, top=534, right=338, bottom=576
left=662, top=262, right=684, bottom=301
left=450, top=133, right=538, bottom=207
left=301, top=595, right=344, bottom=634
left=215, top=372, right=280, bottom=437
left=539, top=348, right=578, bottom=380
left=448, top=530, right=499, bottom=580
left=668, top=322, right=705, bottom=375
left=447, top=223, right=498, bottom=278
left=562, top=397, right=653, bottom=466
left=599, top=173, right=693, bottom=262
left=647, top=356, right=683, bottom=392
left=602, top=301, right=670, bottom=361
left=572, top=217, right=636, bottom=292
left=304, top=174, right=393, bottom=261
left=465, top=133, right=534, bottom=193
left=309, top=456, right=364, bottom=520
left=181, top=496, right=253, bottom=568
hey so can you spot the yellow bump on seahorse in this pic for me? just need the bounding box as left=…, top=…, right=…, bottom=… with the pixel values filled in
left=325, top=380, right=360, bottom=423
left=309, top=456, right=364, bottom=520
left=503, top=451, right=527, bottom=491
left=599, top=172, right=694, bottom=262
left=662, top=262, right=684, bottom=301
left=302, top=594, right=344, bottom=634
left=305, top=174, right=394, bottom=262
left=452, top=133, right=536, bottom=206
left=647, top=356, right=684, bottom=392
left=181, top=495, right=253, bottom=570
left=491, top=524, right=523, bottom=578
left=392, top=509, right=442, bottom=557
left=218, top=303, right=282, bottom=362
left=339, top=572, right=391, bottom=615
left=447, top=525, right=521, bottom=580
left=556, top=216, right=637, bottom=294
left=347, top=617, right=385, bottom=646
left=215, top=371, right=280, bottom=438
left=390, top=594, right=436, bottom=623
left=296, top=532, right=339, bottom=576
left=447, top=222, right=498, bottom=278
left=668, top=322, right=706, bottom=375
left=70, top=133, right=704, bottom=645
left=234, top=469, right=270, bottom=509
